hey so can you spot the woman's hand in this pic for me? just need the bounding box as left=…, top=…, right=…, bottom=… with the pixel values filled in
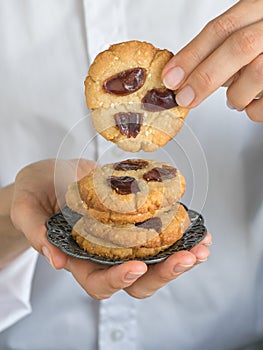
left=11, top=159, right=211, bottom=300
left=162, top=0, right=263, bottom=121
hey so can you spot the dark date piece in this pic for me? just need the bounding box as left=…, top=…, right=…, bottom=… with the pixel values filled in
left=114, top=112, right=143, bottom=138
left=103, top=67, right=146, bottom=95
left=135, top=217, right=162, bottom=233
left=107, top=176, right=140, bottom=195
left=113, top=159, right=149, bottom=171
left=143, top=166, right=177, bottom=182
left=142, top=88, right=178, bottom=111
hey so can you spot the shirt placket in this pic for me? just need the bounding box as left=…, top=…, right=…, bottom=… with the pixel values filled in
left=98, top=292, right=138, bottom=350
left=81, top=2, right=138, bottom=350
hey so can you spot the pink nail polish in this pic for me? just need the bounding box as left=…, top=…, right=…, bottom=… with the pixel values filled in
left=42, top=246, right=55, bottom=269
left=226, top=100, right=236, bottom=110
left=163, top=66, right=185, bottom=89
left=124, top=271, right=145, bottom=281
left=173, top=263, right=193, bottom=274
left=176, top=86, right=195, bottom=107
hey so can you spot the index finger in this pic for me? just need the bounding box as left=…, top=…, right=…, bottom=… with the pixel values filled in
left=124, top=250, right=197, bottom=299
left=174, top=20, right=263, bottom=107
left=162, top=0, right=263, bottom=89
left=66, top=258, right=147, bottom=300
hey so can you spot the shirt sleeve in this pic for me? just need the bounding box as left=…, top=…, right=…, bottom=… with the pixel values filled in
left=0, top=248, right=38, bottom=333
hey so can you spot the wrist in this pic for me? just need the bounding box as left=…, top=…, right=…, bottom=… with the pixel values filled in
left=0, top=184, right=30, bottom=269
left=0, top=183, right=14, bottom=215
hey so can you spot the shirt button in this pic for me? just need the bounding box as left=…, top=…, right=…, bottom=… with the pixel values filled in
left=110, top=329, right=125, bottom=342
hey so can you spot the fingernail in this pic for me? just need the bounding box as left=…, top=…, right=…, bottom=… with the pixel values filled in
left=163, top=66, right=185, bottom=89
left=125, top=271, right=145, bottom=281
left=226, top=100, right=236, bottom=110
left=196, top=258, right=208, bottom=263
left=42, top=246, right=55, bottom=269
left=226, top=100, right=244, bottom=112
left=173, top=263, right=193, bottom=274
left=176, top=86, right=195, bottom=107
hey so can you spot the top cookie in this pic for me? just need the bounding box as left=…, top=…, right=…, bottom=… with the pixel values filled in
left=85, top=41, right=189, bottom=152
left=66, top=158, right=186, bottom=224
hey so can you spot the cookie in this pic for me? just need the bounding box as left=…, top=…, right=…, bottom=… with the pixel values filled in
left=72, top=203, right=190, bottom=259
left=66, top=159, right=186, bottom=224
left=84, top=40, right=189, bottom=152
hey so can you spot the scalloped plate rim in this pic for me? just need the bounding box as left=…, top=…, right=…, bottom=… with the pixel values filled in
left=46, top=207, right=207, bottom=265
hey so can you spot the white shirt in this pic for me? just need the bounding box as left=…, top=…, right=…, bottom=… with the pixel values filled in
left=1, top=0, right=263, bottom=349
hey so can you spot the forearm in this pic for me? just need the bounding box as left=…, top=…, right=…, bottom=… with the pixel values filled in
left=0, top=184, right=30, bottom=269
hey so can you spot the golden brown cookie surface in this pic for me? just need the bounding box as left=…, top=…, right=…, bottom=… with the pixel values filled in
left=85, top=41, right=189, bottom=152
left=72, top=204, right=190, bottom=259
left=66, top=159, right=186, bottom=224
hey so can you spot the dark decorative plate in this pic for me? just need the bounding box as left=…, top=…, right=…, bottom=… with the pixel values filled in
left=46, top=206, right=207, bottom=265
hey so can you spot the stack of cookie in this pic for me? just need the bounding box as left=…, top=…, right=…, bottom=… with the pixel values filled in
left=66, top=159, right=190, bottom=259
left=65, top=40, right=191, bottom=259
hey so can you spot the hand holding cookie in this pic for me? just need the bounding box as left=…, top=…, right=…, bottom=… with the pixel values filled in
left=162, top=0, right=263, bottom=121
left=10, top=159, right=211, bottom=300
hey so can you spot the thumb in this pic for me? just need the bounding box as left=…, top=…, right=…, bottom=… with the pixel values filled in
left=11, top=197, right=67, bottom=269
